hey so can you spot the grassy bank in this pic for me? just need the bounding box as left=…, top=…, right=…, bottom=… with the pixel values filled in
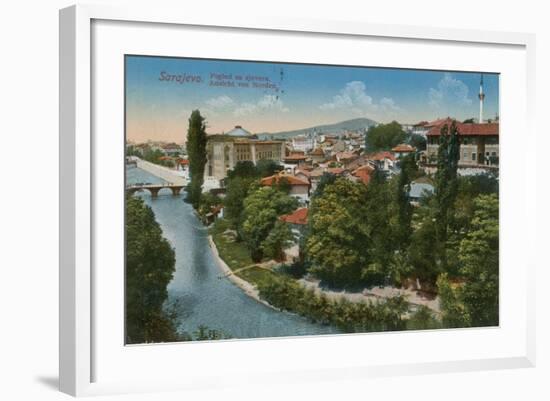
left=209, top=219, right=274, bottom=286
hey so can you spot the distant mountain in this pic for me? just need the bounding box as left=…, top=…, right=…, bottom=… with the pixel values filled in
left=257, top=118, right=377, bottom=139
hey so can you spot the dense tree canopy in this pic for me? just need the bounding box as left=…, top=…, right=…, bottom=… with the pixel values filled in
left=224, top=177, right=257, bottom=228
left=125, top=196, right=178, bottom=344
left=226, top=160, right=258, bottom=180
left=222, top=161, right=285, bottom=230
left=240, top=187, right=299, bottom=261
left=458, top=194, right=499, bottom=325
left=365, top=121, right=407, bottom=151
left=261, top=220, right=295, bottom=262
left=306, top=178, right=371, bottom=287
left=256, top=159, right=283, bottom=177
left=438, top=194, right=499, bottom=327
left=408, top=133, right=427, bottom=151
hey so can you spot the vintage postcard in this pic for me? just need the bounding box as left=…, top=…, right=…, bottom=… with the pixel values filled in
left=125, top=55, right=499, bottom=344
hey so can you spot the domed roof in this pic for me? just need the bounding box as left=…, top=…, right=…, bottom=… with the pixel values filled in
left=226, top=125, right=253, bottom=137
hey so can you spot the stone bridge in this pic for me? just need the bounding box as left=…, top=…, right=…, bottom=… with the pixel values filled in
left=126, top=184, right=184, bottom=197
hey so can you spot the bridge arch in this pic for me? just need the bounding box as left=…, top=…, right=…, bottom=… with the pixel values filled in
left=126, top=184, right=184, bottom=197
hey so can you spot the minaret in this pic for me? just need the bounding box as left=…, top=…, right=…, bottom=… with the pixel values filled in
left=478, top=74, right=485, bottom=124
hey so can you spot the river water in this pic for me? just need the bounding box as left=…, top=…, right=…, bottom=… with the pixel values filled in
left=127, top=167, right=339, bottom=340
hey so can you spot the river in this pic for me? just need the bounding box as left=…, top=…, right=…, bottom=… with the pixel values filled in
left=127, top=166, right=339, bottom=339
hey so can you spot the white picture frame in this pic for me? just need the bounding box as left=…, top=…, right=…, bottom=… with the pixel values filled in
left=59, top=4, right=536, bottom=397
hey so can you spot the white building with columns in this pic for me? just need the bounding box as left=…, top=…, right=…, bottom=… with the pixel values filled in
left=204, top=125, right=286, bottom=180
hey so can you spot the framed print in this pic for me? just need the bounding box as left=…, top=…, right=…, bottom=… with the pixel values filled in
left=59, top=4, right=536, bottom=396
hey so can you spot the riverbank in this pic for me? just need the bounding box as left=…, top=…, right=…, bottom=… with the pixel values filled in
left=207, top=235, right=281, bottom=312
left=298, top=278, right=441, bottom=314
left=207, top=225, right=440, bottom=332
left=133, top=157, right=187, bottom=186
left=208, top=217, right=440, bottom=318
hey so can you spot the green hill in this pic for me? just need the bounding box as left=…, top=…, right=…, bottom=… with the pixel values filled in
left=257, top=118, right=377, bottom=139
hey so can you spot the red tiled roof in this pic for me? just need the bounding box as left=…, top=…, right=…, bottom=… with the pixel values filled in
left=310, top=148, right=325, bottom=156
left=335, top=151, right=357, bottom=161
left=309, top=168, right=325, bottom=178
left=163, top=143, right=181, bottom=149
left=392, top=144, right=416, bottom=152
left=326, top=167, right=345, bottom=175
left=353, top=170, right=372, bottom=185
left=295, top=169, right=312, bottom=178
left=260, top=174, right=310, bottom=187
left=366, top=151, right=396, bottom=162
left=426, top=118, right=499, bottom=137
left=352, top=164, right=375, bottom=186
left=280, top=207, right=308, bottom=225
left=178, top=159, right=189, bottom=165
left=353, top=164, right=375, bottom=173
left=284, top=154, right=308, bottom=161
left=425, top=118, right=451, bottom=128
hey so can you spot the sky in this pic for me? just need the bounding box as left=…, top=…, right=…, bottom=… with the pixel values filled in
left=125, top=55, right=499, bottom=144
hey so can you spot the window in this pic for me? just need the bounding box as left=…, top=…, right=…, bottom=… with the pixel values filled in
left=472, top=153, right=476, bottom=161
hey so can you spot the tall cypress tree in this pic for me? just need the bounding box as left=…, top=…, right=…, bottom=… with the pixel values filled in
left=434, top=120, right=460, bottom=270
left=186, top=110, right=207, bottom=209
left=396, top=154, right=416, bottom=249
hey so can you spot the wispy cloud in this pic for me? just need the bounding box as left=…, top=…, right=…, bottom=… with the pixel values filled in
left=205, top=95, right=235, bottom=109
left=428, top=73, right=472, bottom=108
left=380, top=97, right=400, bottom=112
left=234, top=95, right=289, bottom=117
left=320, top=81, right=399, bottom=116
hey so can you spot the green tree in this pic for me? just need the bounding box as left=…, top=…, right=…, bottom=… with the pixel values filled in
left=186, top=110, right=208, bottom=209
left=458, top=194, right=499, bottom=326
left=408, top=201, right=439, bottom=284
left=261, top=220, right=295, bottom=261
left=408, top=133, right=427, bottom=151
left=226, top=160, right=258, bottom=180
left=365, top=121, right=407, bottom=151
left=406, top=306, right=442, bottom=330
left=437, top=273, right=468, bottom=327
left=125, top=196, right=179, bottom=344
left=434, top=120, right=460, bottom=270
left=451, top=173, right=499, bottom=249
left=312, top=172, right=337, bottom=198
left=275, top=176, right=291, bottom=194
left=240, top=187, right=299, bottom=261
left=256, top=159, right=283, bottom=177
left=306, top=178, right=370, bottom=287
left=361, top=170, right=397, bottom=285
left=224, top=178, right=258, bottom=229
left=197, top=192, right=221, bottom=219
left=437, top=194, right=499, bottom=327
left=395, top=154, right=417, bottom=249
